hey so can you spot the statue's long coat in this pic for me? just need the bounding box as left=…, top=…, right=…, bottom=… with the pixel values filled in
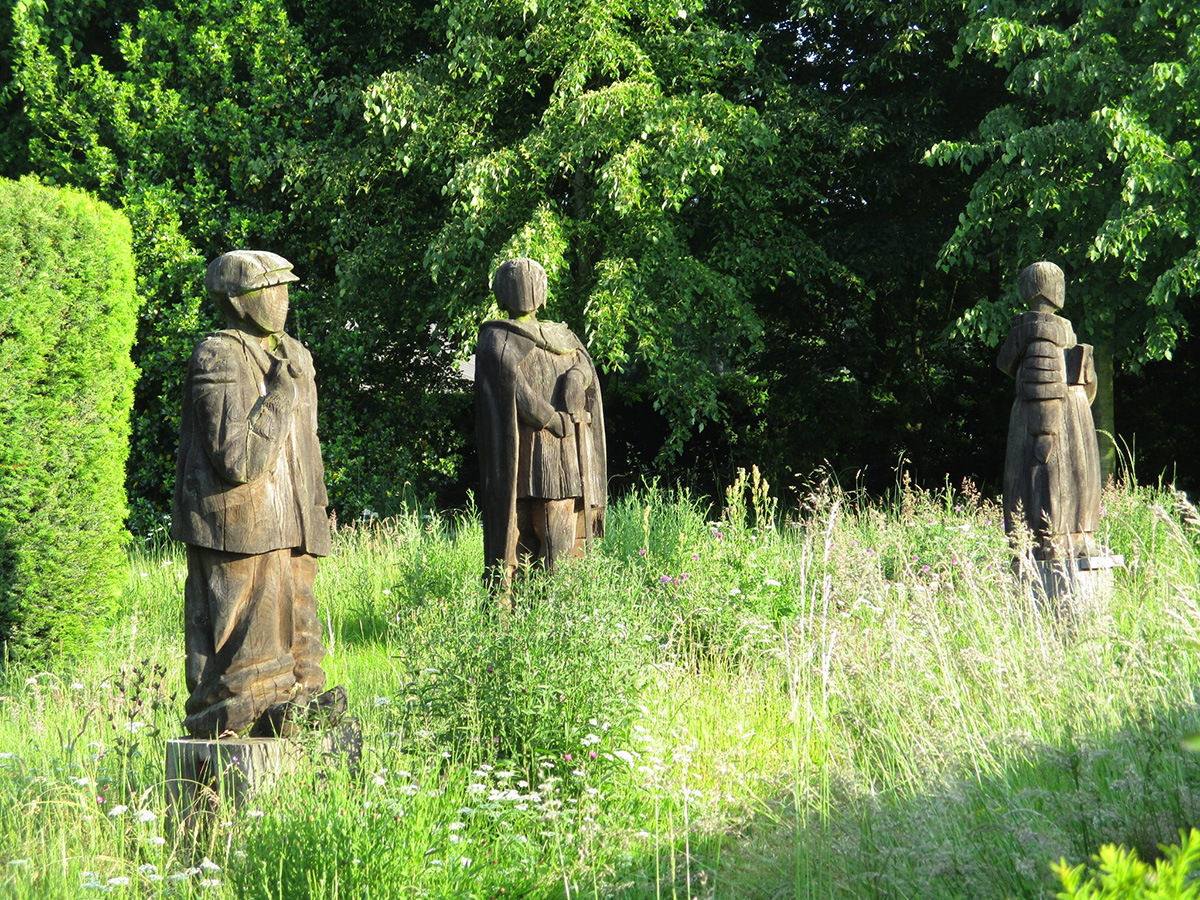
left=172, top=327, right=331, bottom=557
left=997, top=310, right=1100, bottom=550
left=475, top=318, right=606, bottom=579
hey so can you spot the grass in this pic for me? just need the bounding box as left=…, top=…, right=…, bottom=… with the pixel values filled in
left=2, top=469, right=1200, bottom=898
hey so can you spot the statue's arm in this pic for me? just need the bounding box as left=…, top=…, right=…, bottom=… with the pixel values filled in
left=515, top=358, right=570, bottom=437
left=190, top=338, right=295, bottom=485
left=996, top=324, right=1024, bottom=378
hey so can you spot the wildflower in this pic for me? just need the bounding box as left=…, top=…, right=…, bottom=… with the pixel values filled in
left=143, top=836, right=167, bottom=846
left=137, top=809, right=157, bottom=823
left=729, top=587, right=741, bottom=596
left=764, top=578, right=781, bottom=587
left=374, top=696, right=392, bottom=707
left=71, top=683, right=85, bottom=691
left=372, top=775, right=386, bottom=787
left=582, top=733, right=601, bottom=746
left=246, top=809, right=265, bottom=818
left=660, top=574, right=671, bottom=585
left=381, top=589, right=392, bottom=596
left=123, top=721, right=146, bottom=733
left=138, top=864, right=158, bottom=876
left=200, top=858, right=221, bottom=872
left=108, top=877, right=131, bottom=887
left=199, top=878, right=221, bottom=888
left=108, top=805, right=128, bottom=817
left=460, top=857, right=472, bottom=867
left=638, top=549, right=647, bottom=556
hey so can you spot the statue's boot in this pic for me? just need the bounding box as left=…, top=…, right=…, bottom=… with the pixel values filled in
left=251, top=685, right=348, bottom=737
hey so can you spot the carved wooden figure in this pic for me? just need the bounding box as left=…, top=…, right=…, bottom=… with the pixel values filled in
left=173, top=250, right=345, bottom=738
left=476, top=258, right=607, bottom=587
left=997, top=261, right=1102, bottom=559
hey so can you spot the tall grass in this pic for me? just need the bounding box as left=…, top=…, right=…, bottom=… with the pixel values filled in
left=2, top=472, right=1199, bottom=898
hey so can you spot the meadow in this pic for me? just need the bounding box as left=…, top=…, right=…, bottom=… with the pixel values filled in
left=2, top=468, right=1200, bottom=899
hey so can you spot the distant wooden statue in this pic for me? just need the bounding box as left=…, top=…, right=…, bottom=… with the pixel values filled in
left=997, top=261, right=1101, bottom=559
left=476, top=258, right=607, bottom=587
left=173, top=250, right=346, bottom=738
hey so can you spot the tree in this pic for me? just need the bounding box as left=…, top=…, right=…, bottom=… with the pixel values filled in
left=927, top=0, right=1200, bottom=477
left=352, top=0, right=838, bottom=471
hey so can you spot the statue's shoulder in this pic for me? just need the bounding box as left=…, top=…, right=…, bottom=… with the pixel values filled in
left=190, top=329, right=243, bottom=365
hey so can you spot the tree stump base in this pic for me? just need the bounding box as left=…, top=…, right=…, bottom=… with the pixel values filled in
left=165, top=717, right=362, bottom=836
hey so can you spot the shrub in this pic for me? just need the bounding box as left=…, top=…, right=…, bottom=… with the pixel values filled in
left=0, top=176, right=139, bottom=663
left=1053, top=830, right=1200, bottom=899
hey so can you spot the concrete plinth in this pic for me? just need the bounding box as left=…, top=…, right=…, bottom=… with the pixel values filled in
left=166, top=717, right=361, bottom=835
left=1014, top=554, right=1125, bottom=616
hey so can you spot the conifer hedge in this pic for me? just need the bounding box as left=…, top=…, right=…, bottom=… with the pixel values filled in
left=0, top=177, right=139, bottom=663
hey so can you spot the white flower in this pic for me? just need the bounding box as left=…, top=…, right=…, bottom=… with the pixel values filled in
left=71, top=683, right=85, bottom=691
left=199, top=878, right=221, bottom=888
left=372, top=775, right=386, bottom=787
left=459, top=857, right=472, bottom=867
left=108, top=805, right=128, bottom=817
left=71, top=776, right=94, bottom=787
left=246, top=809, right=265, bottom=818
left=200, top=858, right=221, bottom=872
left=374, top=696, right=392, bottom=707
left=107, top=876, right=130, bottom=887
left=122, top=721, right=146, bottom=733
left=381, top=589, right=392, bottom=596
left=448, top=821, right=465, bottom=831
left=138, top=864, right=158, bottom=875
left=613, top=750, right=635, bottom=764
left=764, top=578, right=781, bottom=587
left=581, top=733, right=601, bottom=746
left=136, top=809, right=157, bottom=823
left=0, top=753, right=13, bottom=760
left=144, top=836, right=167, bottom=846
left=729, top=588, right=742, bottom=596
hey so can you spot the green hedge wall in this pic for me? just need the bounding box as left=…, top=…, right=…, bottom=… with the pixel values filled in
left=0, top=177, right=139, bottom=663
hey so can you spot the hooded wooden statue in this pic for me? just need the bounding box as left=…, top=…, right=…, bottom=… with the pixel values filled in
left=173, top=250, right=345, bottom=738
left=997, top=261, right=1102, bottom=559
left=475, top=258, right=607, bottom=587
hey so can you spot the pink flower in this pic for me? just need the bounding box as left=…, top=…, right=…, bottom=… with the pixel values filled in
left=660, top=575, right=671, bottom=585
left=638, top=549, right=648, bottom=556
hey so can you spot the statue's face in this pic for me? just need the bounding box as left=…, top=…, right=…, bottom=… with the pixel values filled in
left=238, top=283, right=290, bottom=335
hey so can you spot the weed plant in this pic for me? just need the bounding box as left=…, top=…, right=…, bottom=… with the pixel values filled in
left=2, top=472, right=1200, bottom=898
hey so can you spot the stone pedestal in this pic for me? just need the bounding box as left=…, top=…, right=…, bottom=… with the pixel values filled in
left=166, top=718, right=361, bottom=836
left=1015, top=554, right=1125, bottom=616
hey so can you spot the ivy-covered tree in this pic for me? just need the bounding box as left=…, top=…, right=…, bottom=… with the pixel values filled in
left=927, top=0, right=1200, bottom=476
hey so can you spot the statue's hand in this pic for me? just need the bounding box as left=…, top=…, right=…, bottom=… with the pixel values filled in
left=546, top=411, right=572, bottom=438
left=267, top=357, right=300, bottom=406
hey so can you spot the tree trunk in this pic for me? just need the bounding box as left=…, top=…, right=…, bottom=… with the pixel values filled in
left=1092, top=338, right=1116, bottom=483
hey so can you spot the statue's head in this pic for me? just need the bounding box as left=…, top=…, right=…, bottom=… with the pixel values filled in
left=492, top=258, right=547, bottom=316
left=1018, top=261, right=1065, bottom=312
left=205, top=250, right=300, bottom=335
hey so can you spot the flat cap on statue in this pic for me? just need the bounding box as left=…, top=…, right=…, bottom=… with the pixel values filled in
left=492, top=258, right=547, bottom=313
left=205, top=250, right=300, bottom=299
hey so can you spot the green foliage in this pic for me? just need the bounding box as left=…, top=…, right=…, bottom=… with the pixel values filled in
left=352, top=0, right=835, bottom=460
left=1054, top=830, right=1200, bottom=900
left=928, top=0, right=1200, bottom=365
left=0, top=175, right=139, bottom=662
left=5, top=479, right=1200, bottom=896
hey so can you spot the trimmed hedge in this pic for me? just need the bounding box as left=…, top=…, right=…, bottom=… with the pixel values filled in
left=0, top=176, right=139, bottom=663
